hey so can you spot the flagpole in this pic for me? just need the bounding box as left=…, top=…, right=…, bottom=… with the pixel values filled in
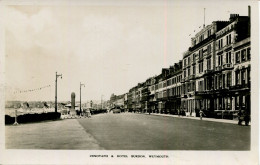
left=204, top=8, right=205, bottom=28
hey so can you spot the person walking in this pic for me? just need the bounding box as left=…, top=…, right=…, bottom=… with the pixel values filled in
left=238, top=110, right=242, bottom=125
left=199, top=110, right=206, bottom=120
left=244, top=112, right=250, bottom=126
left=86, top=108, right=91, bottom=118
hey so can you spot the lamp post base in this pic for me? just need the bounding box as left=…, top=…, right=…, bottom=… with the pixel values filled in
left=13, top=122, right=19, bottom=125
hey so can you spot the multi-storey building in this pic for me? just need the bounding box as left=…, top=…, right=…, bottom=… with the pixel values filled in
left=213, top=14, right=250, bottom=118
left=181, top=21, right=230, bottom=117
left=141, top=79, right=150, bottom=113
left=146, top=61, right=182, bottom=114
left=148, top=76, right=158, bottom=113
left=164, top=61, right=182, bottom=114
left=231, top=37, right=250, bottom=114
left=181, top=13, right=250, bottom=118
left=110, top=9, right=250, bottom=120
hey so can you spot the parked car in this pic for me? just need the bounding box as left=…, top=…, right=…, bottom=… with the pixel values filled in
left=112, top=108, right=121, bottom=114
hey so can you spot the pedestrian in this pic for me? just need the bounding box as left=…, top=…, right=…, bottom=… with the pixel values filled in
left=238, top=110, right=242, bottom=125
left=86, top=108, right=91, bottom=118
left=244, top=112, right=250, bottom=126
left=178, top=109, right=180, bottom=117
left=199, top=110, right=206, bottom=120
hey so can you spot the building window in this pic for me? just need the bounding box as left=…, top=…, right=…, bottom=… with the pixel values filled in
left=247, top=48, right=251, bottom=60
left=167, top=80, right=170, bottom=86
left=207, top=44, right=211, bottom=54
left=223, top=74, right=225, bottom=89
left=227, top=98, right=231, bottom=110
left=236, top=96, right=240, bottom=109
left=226, top=51, right=231, bottom=64
left=183, top=84, right=186, bottom=94
left=155, top=84, right=158, bottom=90
left=160, top=82, right=163, bottom=88
left=236, top=52, right=240, bottom=63
left=163, top=81, right=166, bottom=88
left=207, top=58, right=211, bottom=70
left=193, top=54, right=196, bottom=62
left=241, top=69, right=246, bottom=86
left=248, top=68, right=251, bottom=84
left=219, top=98, right=223, bottom=110
left=193, top=65, right=196, bottom=75
left=226, top=34, right=232, bottom=45
left=241, top=49, right=246, bottom=62
left=199, top=80, right=203, bottom=91
left=199, top=49, right=203, bottom=59
left=219, top=75, right=222, bottom=89
left=188, top=57, right=190, bottom=65
left=235, top=70, right=240, bottom=85
left=159, top=91, right=163, bottom=98
left=199, top=34, right=204, bottom=42
left=242, top=96, right=246, bottom=107
left=227, top=72, right=231, bottom=87
left=218, top=39, right=223, bottom=49
left=163, top=90, right=167, bottom=98
left=208, top=29, right=211, bottom=37
left=218, top=55, right=223, bottom=66
left=188, top=68, right=190, bottom=76
left=226, top=35, right=228, bottom=45
left=199, top=62, right=203, bottom=73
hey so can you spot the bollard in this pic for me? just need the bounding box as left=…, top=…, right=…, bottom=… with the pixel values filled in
left=13, top=109, right=19, bottom=125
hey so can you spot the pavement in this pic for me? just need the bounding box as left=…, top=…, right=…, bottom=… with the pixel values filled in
left=5, top=119, right=104, bottom=149
left=143, top=113, right=246, bottom=125
left=5, top=112, right=250, bottom=150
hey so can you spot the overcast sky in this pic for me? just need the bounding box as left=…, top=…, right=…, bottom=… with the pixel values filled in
left=3, top=0, right=252, bottom=102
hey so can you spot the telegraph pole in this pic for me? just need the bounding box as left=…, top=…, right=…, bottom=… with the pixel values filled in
left=55, top=72, right=62, bottom=113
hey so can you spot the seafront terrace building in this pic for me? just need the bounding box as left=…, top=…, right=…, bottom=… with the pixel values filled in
left=109, top=10, right=250, bottom=120
left=181, top=13, right=250, bottom=118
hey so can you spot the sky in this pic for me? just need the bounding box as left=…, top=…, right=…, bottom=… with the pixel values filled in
left=2, top=0, right=253, bottom=102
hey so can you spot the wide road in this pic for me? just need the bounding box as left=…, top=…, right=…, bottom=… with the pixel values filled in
left=77, top=113, right=250, bottom=150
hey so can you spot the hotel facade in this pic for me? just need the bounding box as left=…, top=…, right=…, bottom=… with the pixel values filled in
left=110, top=10, right=251, bottom=120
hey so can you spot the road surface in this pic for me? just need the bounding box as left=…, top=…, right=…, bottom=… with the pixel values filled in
left=77, top=113, right=250, bottom=150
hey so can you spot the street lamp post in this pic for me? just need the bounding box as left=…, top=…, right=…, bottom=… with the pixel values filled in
left=80, top=82, right=85, bottom=115
left=55, top=72, right=62, bottom=113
